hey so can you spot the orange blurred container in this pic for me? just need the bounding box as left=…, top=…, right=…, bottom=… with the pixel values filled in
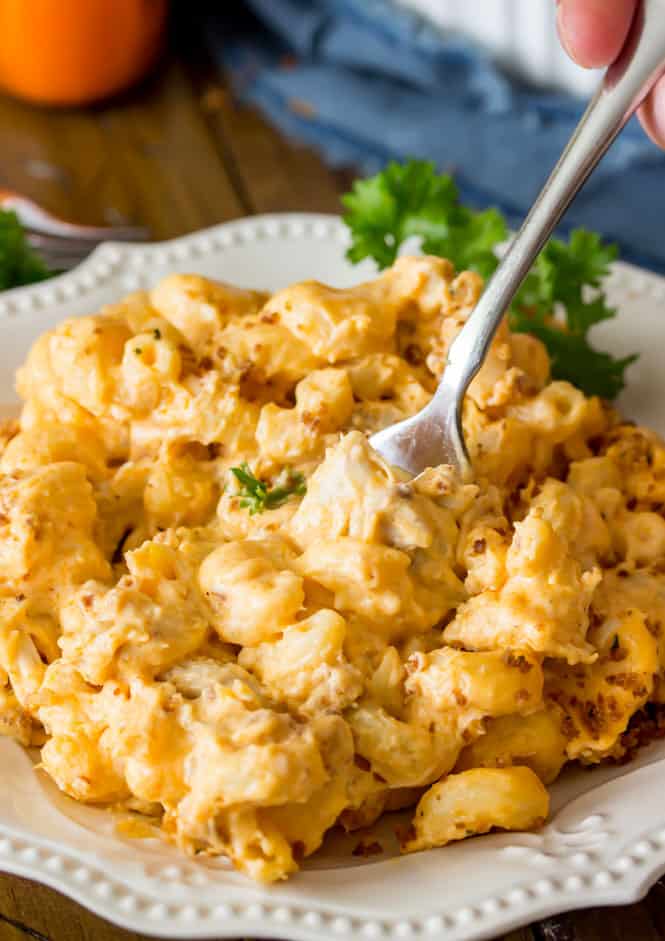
left=0, top=0, right=168, bottom=106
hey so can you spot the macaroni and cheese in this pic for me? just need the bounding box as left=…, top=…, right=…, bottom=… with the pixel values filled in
left=0, top=255, right=661, bottom=881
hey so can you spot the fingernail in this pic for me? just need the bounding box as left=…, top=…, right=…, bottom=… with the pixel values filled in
left=639, top=79, right=665, bottom=148
left=652, top=81, right=665, bottom=142
left=556, top=2, right=575, bottom=59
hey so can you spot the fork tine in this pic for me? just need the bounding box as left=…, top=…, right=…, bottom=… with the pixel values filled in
left=37, top=254, right=89, bottom=272
left=30, top=243, right=91, bottom=272
left=27, top=231, right=113, bottom=254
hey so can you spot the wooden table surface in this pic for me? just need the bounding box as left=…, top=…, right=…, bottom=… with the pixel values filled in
left=0, top=23, right=662, bottom=941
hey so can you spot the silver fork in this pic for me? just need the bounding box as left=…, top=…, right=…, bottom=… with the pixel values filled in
left=0, top=189, right=148, bottom=271
left=371, top=0, right=665, bottom=479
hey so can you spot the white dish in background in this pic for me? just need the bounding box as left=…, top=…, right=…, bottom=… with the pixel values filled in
left=0, top=214, right=664, bottom=940
left=394, top=0, right=601, bottom=96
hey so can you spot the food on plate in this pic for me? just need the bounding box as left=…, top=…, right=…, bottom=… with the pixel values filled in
left=343, top=159, right=637, bottom=399
left=0, top=253, right=663, bottom=883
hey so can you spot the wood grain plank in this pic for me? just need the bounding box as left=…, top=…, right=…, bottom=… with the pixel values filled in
left=0, top=60, right=244, bottom=240
left=96, top=63, right=245, bottom=239
left=0, top=875, right=148, bottom=941
left=533, top=914, right=578, bottom=940
left=197, top=79, right=355, bottom=217
left=534, top=900, right=663, bottom=941
left=501, top=927, right=537, bottom=941
left=0, top=912, right=42, bottom=941
left=640, top=877, right=665, bottom=938
left=175, top=12, right=355, bottom=218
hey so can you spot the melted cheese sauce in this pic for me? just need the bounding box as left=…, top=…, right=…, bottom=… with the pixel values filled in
left=0, top=257, right=662, bottom=880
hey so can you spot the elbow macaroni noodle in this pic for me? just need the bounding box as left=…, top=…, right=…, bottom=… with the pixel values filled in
left=0, top=256, right=662, bottom=881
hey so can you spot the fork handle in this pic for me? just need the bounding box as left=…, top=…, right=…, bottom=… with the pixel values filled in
left=442, top=0, right=665, bottom=393
left=0, top=189, right=148, bottom=242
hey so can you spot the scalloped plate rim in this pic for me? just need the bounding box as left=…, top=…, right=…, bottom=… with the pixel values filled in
left=0, top=213, right=664, bottom=940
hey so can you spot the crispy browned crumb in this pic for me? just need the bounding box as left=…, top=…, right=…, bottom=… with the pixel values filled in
left=504, top=652, right=533, bottom=673
left=0, top=419, right=18, bottom=458
left=611, top=703, right=665, bottom=764
left=352, top=840, right=384, bottom=858
left=395, top=824, right=415, bottom=847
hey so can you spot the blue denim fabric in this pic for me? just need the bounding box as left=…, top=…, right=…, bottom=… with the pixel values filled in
left=204, top=0, right=665, bottom=272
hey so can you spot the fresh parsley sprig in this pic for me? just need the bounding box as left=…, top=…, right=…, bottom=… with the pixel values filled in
left=230, top=463, right=306, bottom=515
left=0, top=209, right=54, bottom=291
left=511, top=230, right=637, bottom=400
left=342, top=160, right=636, bottom=399
left=343, top=160, right=507, bottom=279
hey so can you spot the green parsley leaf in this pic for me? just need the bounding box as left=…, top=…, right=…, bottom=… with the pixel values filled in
left=509, top=231, right=637, bottom=398
left=230, top=463, right=306, bottom=515
left=342, top=160, right=636, bottom=399
left=343, top=160, right=507, bottom=276
left=510, top=316, right=636, bottom=401
left=0, top=209, right=54, bottom=291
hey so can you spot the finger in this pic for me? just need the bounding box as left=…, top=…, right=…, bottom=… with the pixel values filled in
left=557, top=0, right=637, bottom=68
left=638, top=76, right=665, bottom=149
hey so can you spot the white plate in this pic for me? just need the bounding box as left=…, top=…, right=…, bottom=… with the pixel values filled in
left=1, top=214, right=665, bottom=941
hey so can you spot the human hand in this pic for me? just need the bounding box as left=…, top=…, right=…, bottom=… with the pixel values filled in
left=557, top=0, right=665, bottom=147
